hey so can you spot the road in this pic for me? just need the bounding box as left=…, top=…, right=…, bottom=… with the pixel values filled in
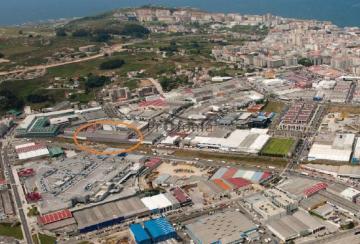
left=0, top=42, right=132, bottom=77
left=0, top=143, right=33, bottom=244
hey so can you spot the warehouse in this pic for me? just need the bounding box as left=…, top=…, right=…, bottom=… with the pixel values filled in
left=140, top=193, right=179, bottom=213
left=73, top=196, right=150, bottom=233
left=301, top=164, right=360, bottom=179
left=185, top=210, right=257, bottom=244
left=211, top=167, right=272, bottom=185
left=191, top=128, right=270, bottom=153
left=308, top=133, right=355, bottom=162
left=16, top=116, right=61, bottom=138
left=144, top=217, right=177, bottom=243
left=266, top=210, right=325, bottom=242
left=15, top=143, right=49, bottom=160
left=276, top=177, right=320, bottom=200
left=130, top=224, right=151, bottom=244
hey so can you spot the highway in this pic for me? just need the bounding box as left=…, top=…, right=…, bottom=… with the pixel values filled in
left=0, top=142, right=33, bottom=244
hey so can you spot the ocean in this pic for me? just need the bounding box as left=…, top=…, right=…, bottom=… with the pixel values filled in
left=1, top=0, right=360, bottom=27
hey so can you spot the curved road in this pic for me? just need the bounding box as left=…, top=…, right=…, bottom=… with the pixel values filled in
left=0, top=42, right=131, bottom=76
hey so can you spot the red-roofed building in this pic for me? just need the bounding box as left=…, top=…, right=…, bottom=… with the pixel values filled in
left=145, top=157, right=162, bottom=169
left=222, top=168, right=237, bottom=179
left=18, top=168, right=35, bottom=178
left=38, top=209, right=73, bottom=225
left=171, top=187, right=192, bottom=206
left=15, top=144, right=46, bottom=154
left=247, top=104, right=264, bottom=112
left=226, top=178, right=251, bottom=189
left=138, top=98, right=167, bottom=108
left=213, top=179, right=231, bottom=191
left=26, top=192, right=42, bottom=202
left=304, top=182, right=327, bottom=198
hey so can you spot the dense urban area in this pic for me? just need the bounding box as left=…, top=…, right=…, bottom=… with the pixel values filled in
left=1, top=5, right=360, bottom=244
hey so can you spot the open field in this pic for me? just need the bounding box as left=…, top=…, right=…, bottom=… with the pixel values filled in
left=261, top=138, right=296, bottom=157
left=262, top=100, right=286, bottom=113
left=0, top=222, right=24, bottom=240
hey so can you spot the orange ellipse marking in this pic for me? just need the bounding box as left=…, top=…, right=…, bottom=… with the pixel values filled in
left=73, top=120, right=144, bottom=155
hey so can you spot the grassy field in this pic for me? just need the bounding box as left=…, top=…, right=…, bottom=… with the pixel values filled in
left=262, top=100, right=286, bottom=113
left=261, top=138, right=296, bottom=157
left=38, top=233, right=56, bottom=244
left=0, top=222, right=24, bottom=240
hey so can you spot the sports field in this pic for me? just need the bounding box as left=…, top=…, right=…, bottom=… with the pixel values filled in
left=261, top=138, right=295, bottom=157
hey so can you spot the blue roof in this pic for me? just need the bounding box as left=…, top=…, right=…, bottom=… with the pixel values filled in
left=144, top=218, right=175, bottom=239
left=130, top=224, right=151, bottom=243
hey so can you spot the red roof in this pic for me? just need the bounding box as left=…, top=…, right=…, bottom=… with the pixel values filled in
left=222, top=168, right=237, bottom=179
left=145, top=158, right=162, bottom=168
left=139, top=98, right=167, bottom=107
left=304, top=182, right=327, bottom=197
left=226, top=178, right=251, bottom=189
left=171, top=187, right=191, bottom=203
left=16, top=144, right=46, bottom=154
left=260, top=172, right=272, bottom=181
left=0, top=179, right=6, bottom=185
left=213, top=179, right=231, bottom=191
left=18, top=168, right=35, bottom=177
left=38, top=209, right=72, bottom=225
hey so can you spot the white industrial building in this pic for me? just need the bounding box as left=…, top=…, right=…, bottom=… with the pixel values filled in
left=308, top=133, right=355, bottom=162
left=190, top=128, right=270, bottom=153
left=140, top=193, right=177, bottom=213
left=15, top=143, right=49, bottom=160
left=340, top=187, right=360, bottom=202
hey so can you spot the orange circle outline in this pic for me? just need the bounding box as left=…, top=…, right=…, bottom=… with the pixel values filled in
left=73, top=120, right=144, bottom=155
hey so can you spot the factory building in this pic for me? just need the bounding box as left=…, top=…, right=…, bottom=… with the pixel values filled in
left=15, top=143, right=50, bottom=160
left=308, top=133, right=355, bottom=162
left=73, top=196, right=150, bottom=233
left=143, top=218, right=177, bottom=243
left=266, top=210, right=326, bottom=242
left=190, top=128, right=270, bottom=153
left=130, top=224, right=152, bottom=244
left=16, top=109, right=74, bottom=137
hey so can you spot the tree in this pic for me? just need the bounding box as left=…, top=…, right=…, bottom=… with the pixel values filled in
left=26, top=93, right=52, bottom=103
left=92, top=32, right=111, bottom=42
left=298, top=57, right=314, bottom=67
left=55, top=28, right=67, bottom=37
left=85, top=75, right=110, bottom=89
left=72, top=29, right=91, bottom=37
left=0, top=89, right=24, bottom=111
left=99, top=59, right=125, bottom=70
left=119, top=23, right=150, bottom=38
left=160, top=75, right=189, bottom=92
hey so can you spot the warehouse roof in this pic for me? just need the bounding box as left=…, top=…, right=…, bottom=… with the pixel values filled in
left=73, top=197, right=148, bottom=230
left=141, top=194, right=173, bottom=211
left=308, top=144, right=352, bottom=162
left=267, top=210, right=324, bottom=242
left=130, top=224, right=151, bottom=243
left=38, top=209, right=72, bottom=225
left=144, top=217, right=175, bottom=240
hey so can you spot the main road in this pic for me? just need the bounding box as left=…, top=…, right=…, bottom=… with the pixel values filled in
left=0, top=142, right=33, bottom=244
